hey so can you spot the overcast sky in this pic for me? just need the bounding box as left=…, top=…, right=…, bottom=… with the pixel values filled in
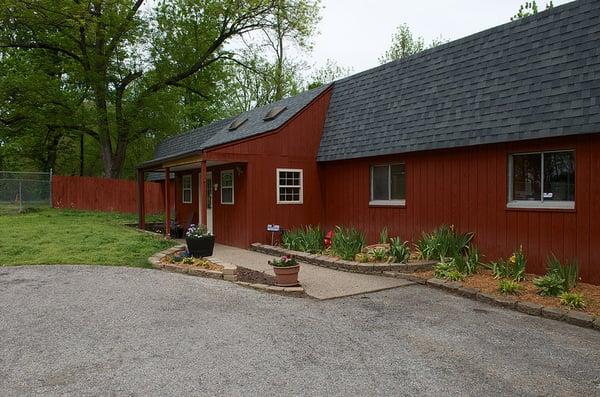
left=310, top=0, right=573, bottom=73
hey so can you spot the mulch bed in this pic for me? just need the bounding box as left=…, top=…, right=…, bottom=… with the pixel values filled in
left=236, top=266, right=276, bottom=286
left=412, top=269, right=600, bottom=317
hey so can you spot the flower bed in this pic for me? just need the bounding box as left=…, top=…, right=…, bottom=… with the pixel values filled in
left=147, top=245, right=236, bottom=281
left=411, top=269, right=600, bottom=317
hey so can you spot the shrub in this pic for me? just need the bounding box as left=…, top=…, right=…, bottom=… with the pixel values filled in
left=331, top=226, right=365, bottom=260
left=498, top=279, right=521, bottom=295
left=368, top=246, right=388, bottom=262
left=434, top=262, right=465, bottom=281
left=389, top=237, right=410, bottom=263
left=416, top=225, right=474, bottom=261
left=281, top=225, right=324, bottom=254
left=560, top=292, right=586, bottom=310
left=547, top=255, right=579, bottom=291
left=379, top=227, right=389, bottom=244
left=533, top=273, right=565, bottom=296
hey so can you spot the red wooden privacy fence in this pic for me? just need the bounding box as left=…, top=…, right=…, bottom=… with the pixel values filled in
left=52, top=175, right=164, bottom=214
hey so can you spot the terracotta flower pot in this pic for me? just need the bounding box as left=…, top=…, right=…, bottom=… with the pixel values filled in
left=273, top=265, right=300, bottom=287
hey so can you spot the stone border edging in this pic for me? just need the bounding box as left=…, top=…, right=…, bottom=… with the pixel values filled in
left=384, top=272, right=600, bottom=331
left=250, top=243, right=436, bottom=274
left=147, top=245, right=237, bottom=281
left=148, top=246, right=304, bottom=296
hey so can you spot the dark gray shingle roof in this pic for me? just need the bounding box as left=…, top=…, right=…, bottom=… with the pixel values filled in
left=317, top=0, right=600, bottom=161
left=149, top=84, right=330, bottom=164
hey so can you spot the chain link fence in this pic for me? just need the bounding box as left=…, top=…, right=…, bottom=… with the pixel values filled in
left=0, top=171, right=52, bottom=214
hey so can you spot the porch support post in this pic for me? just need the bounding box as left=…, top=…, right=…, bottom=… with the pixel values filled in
left=200, top=160, right=207, bottom=226
left=137, top=169, right=145, bottom=230
left=164, top=167, right=171, bottom=239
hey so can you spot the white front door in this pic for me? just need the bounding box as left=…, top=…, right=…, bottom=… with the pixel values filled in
left=199, top=172, right=213, bottom=234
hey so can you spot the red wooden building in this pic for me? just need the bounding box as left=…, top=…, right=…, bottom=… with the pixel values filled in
left=138, top=0, right=600, bottom=283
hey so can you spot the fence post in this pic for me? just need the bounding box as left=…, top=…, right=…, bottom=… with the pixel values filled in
left=18, top=181, right=22, bottom=212
left=49, top=168, right=53, bottom=208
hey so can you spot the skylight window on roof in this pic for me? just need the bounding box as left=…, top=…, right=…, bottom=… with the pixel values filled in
left=263, top=106, right=287, bottom=121
left=228, top=117, right=248, bottom=131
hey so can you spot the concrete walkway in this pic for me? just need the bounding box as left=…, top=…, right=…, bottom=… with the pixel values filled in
left=212, top=244, right=412, bottom=299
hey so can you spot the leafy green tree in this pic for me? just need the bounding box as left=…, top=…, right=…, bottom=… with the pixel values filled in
left=0, top=0, right=281, bottom=178
left=379, top=24, right=447, bottom=64
left=511, top=1, right=554, bottom=21
left=307, top=59, right=352, bottom=89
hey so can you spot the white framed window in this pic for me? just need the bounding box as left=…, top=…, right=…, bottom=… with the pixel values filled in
left=221, top=170, right=234, bottom=205
left=508, top=150, right=575, bottom=210
left=182, top=174, right=192, bottom=204
left=370, top=163, right=406, bottom=206
left=277, top=168, right=303, bottom=204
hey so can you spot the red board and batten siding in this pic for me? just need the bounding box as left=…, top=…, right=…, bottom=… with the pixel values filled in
left=52, top=175, right=165, bottom=214
left=199, top=88, right=332, bottom=247
left=321, top=133, right=600, bottom=284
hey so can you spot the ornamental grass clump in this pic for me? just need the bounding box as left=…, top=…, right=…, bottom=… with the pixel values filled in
left=547, top=254, right=579, bottom=291
left=498, top=279, right=521, bottom=295
left=560, top=292, right=586, bottom=310
left=416, top=225, right=474, bottom=262
left=389, top=237, right=411, bottom=263
left=331, top=226, right=365, bottom=260
left=281, top=225, right=325, bottom=254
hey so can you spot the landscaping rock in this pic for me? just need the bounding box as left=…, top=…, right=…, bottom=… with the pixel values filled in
left=457, top=286, right=479, bottom=298
left=382, top=271, right=397, bottom=278
left=593, top=317, right=600, bottom=331
left=493, top=296, right=518, bottom=309
left=163, top=263, right=188, bottom=274
left=564, top=311, right=594, bottom=328
left=541, top=306, right=566, bottom=321
left=427, top=278, right=447, bottom=289
left=188, top=268, right=221, bottom=279
left=250, top=283, right=269, bottom=291
left=285, top=287, right=304, bottom=293
left=516, top=301, right=543, bottom=316
left=476, top=292, right=497, bottom=305
left=443, top=281, right=463, bottom=291
left=267, top=286, right=285, bottom=292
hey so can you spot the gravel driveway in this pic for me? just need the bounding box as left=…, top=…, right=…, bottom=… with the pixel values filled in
left=1, top=265, right=599, bottom=396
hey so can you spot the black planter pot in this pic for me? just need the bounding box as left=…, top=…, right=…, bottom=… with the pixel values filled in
left=186, top=235, right=215, bottom=258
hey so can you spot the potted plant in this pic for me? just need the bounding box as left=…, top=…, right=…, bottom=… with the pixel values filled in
left=269, top=255, right=301, bottom=287
left=185, top=224, right=215, bottom=258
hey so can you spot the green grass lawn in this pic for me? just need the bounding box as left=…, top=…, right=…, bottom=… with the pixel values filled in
left=0, top=208, right=175, bottom=267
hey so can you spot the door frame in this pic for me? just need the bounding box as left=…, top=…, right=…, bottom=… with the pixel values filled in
left=199, top=171, right=213, bottom=234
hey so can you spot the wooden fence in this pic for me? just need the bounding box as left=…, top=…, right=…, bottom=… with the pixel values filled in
left=52, top=175, right=165, bottom=214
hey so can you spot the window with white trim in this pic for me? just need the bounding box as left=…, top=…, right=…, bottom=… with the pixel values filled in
left=220, top=170, right=234, bottom=204
left=182, top=174, right=192, bottom=204
left=370, top=163, right=406, bottom=206
left=277, top=169, right=303, bottom=204
left=508, top=150, right=575, bottom=209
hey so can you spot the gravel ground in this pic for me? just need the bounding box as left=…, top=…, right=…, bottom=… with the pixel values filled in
left=0, top=265, right=599, bottom=396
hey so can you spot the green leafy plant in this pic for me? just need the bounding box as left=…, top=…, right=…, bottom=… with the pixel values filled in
left=389, top=237, right=410, bottom=263
left=368, top=246, right=389, bottom=262
left=331, top=226, right=366, bottom=261
left=379, top=227, right=389, bottom=244
left=533, top=273, right=565, bottom=296
left=434, top=262, right=465, bottom=281
left=560, top=292, right=586, bottom=310
left=465, top=246, right=480, bottom=275
left=498, top=279, right=521, bottom=295
left=547, top=255, right=579, bottom=291
left=182, top=257, right=194, bottom=265
left=355, top=253, right=369, bottom=263
left=416, top=225, right=474, bottom=261
left=268, top=255, right=299, bottom=267
left=491, top=246, right=526, bottom=281
left=281, top=225, right=324, bottom=254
